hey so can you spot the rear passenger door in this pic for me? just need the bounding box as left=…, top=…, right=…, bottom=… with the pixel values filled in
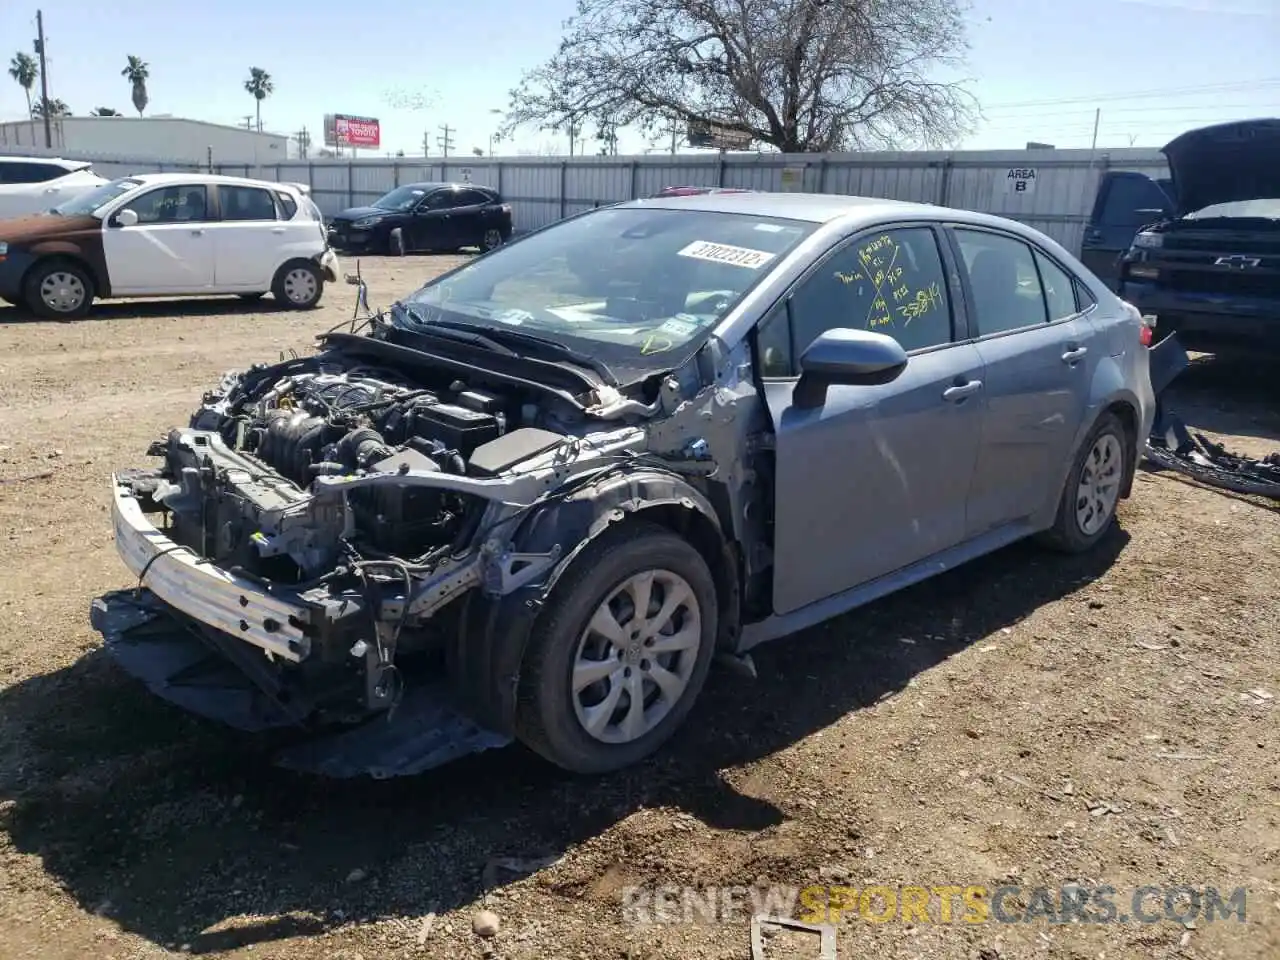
left=760, top=224, right=988, bottom=615
left=210, top=184, right=295, bottom=291
left=948, top=226, right=1100, bottom=536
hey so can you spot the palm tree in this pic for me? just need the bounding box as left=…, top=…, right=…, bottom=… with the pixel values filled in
left=31, top=98, right=71, bottom=119
left=121, top=55, right=149, bottom=116
left=90, top=107, right=121, bottom=117
left=8, top=52, right=38, bottom=118
left=244, top=67, right=273, bottom=132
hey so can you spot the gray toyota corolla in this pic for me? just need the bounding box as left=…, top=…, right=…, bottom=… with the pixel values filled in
left=91, top=191, right=1157, bottom=778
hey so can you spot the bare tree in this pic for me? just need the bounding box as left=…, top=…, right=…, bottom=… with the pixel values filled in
left=502, top=0, right=976, bottom=154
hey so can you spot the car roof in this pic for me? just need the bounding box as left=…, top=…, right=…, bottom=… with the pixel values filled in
left=0, top=155, right=90, bottom=172
left=124, top=172, right=304, bottom=191
left=624, top=189, right=1048, bottom=235
left=396, top=181, right=494, bottom=192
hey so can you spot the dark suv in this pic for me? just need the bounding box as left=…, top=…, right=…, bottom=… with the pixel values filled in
left=1115, top=119, right=1280, bottom=354
left=328, top=181, right=513, bottom=256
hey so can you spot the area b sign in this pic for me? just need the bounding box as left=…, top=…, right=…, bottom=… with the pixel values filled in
left=1004, top=167, right=1037, bottom=195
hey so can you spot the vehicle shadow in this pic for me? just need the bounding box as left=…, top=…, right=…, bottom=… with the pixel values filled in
left=1162, top=352, right=1280, bottom=444
left=0, top=529, right=1128, bottom=953
left=0, top=297, right=297, bottom=325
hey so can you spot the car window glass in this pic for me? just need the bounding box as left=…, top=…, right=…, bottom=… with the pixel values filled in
left=953, top=229, right=1048, bottom=335
left=221, top=185, right=278, bottom=221
left=755, top=303, right=793, bottom=377
left=1033, top=250, right=1079, bottom=321
left=126, top=185, right=208, bottom=223
left=1075, top=279, right=1097, bottom=310
left=274, top=190, right=299, bottom=219
left=788, top=226, right=953, bottom=356
left=423, top=190, right=458, bottom=210
left=1098, top=174, right=1171, bottom=228
left=453, top=189, right=489, bottom=206
left=0, top=161, right=64, bottom=184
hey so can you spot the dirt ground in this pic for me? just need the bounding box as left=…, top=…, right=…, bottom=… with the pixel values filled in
left=0, top=256, right=1277, bottom=960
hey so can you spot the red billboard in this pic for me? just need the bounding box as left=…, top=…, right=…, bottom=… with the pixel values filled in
left=325, top=114, right=381, bottom=148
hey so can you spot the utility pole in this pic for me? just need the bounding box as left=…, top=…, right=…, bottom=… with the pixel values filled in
left=1089, top=107, right=1101, bottom=152
left=436, top=123, right=454, bottom=158
left=295, top=126, right=311, bottom=159
left=242, top=115, right=254, bottom=131
left=422, top=130, right=431, bottom=157
left=35, top=10, right=52, bottom=148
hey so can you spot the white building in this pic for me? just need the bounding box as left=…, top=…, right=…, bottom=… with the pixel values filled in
left=0, top=116, right=290, bottom=166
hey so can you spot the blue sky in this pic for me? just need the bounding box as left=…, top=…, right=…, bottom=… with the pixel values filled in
left=2, top=0, right=1277, bottom=157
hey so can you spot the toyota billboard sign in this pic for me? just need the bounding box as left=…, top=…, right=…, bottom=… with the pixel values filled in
left=324, top=114, right=381, bottom=148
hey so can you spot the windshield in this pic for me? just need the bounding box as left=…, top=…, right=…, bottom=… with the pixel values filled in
left=1185, top=198, right=1280, bottom=220
left=397, top=206, right=815, bottom=376
left=51, top=177, right=140, bottom=217
left=372, top=185, right=431, bottom=212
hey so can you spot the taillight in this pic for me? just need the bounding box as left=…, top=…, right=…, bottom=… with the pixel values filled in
left=1139, top=313, right=1156, bottom=347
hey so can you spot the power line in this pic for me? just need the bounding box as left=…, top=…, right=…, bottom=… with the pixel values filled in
left=981, top=78, right=1280, bottom=110
left=982, top=101, right=1279, bottom=119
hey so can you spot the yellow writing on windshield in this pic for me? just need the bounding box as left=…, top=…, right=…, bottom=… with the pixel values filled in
left=898, top=282, right=943, bottom=324
left=640, top=333, right=673, bottom=355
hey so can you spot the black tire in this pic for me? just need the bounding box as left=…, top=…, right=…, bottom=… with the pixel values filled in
left=515, top=521, right=718, bottom=775
left=1038, top=411, right=1130, bottom=553
left=481, top=227, right=505, bottom=252
left=271, top=260, right=324, bottom=310
left=23, top=258, right=95, bottom=320
left=388, top=227, right=406, bottom=256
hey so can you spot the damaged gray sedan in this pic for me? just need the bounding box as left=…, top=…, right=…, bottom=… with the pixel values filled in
left=92, top=192, right=1157, bottom=777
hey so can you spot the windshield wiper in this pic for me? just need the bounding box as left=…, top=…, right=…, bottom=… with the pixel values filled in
left=455, top=324, right=619, bottom=386
left=393, top=303, right=517, bottom=356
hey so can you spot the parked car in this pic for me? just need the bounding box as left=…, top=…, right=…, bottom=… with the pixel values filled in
left=91, top=191, right=1157, bottom=779
left=0, top=173, right=339, bottom=318
left=1116, top=118, right=1280, bottom=354
left=1080, top=171, right=1174, bottom=289
left=328, top=182, right=513, bottom=256
left=0, top=156, right=107, bottom=219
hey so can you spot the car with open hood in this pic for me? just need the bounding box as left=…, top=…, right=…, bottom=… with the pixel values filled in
left=0, top=172, right=339, bottom=318
left=1116, top=118, right=1280, bottom=353
left=328, top=182, right=513, bottom=256
left=90, top=191, right=1157, bottom=779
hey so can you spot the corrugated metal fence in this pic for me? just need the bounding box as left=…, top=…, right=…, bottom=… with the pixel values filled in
left=10, top=147, right=1169, bottom=256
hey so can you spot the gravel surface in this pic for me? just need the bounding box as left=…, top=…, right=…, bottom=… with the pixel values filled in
left=0, top=256, right=1277, bottom=960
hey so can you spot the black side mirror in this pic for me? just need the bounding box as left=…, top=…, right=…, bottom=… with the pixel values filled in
left=792, top=328, right=908, bottom=410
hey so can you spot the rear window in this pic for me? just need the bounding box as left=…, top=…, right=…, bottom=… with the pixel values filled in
left=274, top=190, right=299, bottom=219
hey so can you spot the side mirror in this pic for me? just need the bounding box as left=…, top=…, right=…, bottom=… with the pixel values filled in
left=114, top=208, right=139, bottom=227
left=792, top=328, right=908, bottom=410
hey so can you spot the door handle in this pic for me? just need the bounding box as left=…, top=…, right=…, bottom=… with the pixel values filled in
left=1062, top=346, right=1088, bottom=364
left=190, top=229, right=204, bottom=236
left=942, top=380, right=983, bottom=402
left=271, top=227, right=285, bottom=233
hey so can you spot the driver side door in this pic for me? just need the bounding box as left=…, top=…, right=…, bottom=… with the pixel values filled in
left=408, top=189, right=461, bottom=251
left=758, top=224, right=988, bottom=616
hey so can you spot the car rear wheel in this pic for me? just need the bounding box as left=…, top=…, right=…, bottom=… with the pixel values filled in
left=24, top=259, right=94, bottom=319
left=515, top=521, right=718, bottom=774
left=482, top=228, right=504, bottom=252
left=272, top=261, right=323, bottom=310
left=1039, top=411, right=1129, bottom=553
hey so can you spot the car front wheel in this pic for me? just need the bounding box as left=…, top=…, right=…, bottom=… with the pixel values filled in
left=24, top=259, right=94, bottom=319
left=272, top=261, right=324, bottom=309
left=1039, top=411, right=1129, bottom=553
left=515, top=521, right=718, bottom=774
left=482, top=228, right=504, bottom=252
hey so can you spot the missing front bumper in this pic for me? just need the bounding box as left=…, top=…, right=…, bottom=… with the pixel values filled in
left=91, top=588, right=512, bottom=778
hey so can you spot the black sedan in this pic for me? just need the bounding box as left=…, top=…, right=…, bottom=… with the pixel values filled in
left=328, top=182, right=513, bottom=255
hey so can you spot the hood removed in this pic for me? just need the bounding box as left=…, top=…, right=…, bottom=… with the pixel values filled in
left=1162, top=118, right=1280, bottom=216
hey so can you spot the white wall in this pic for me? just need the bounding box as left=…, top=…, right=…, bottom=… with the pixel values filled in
left=0, top=117, right=288, bottom=165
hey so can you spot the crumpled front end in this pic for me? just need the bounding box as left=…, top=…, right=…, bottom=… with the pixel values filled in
left=90, top=343, right=648, bottom=775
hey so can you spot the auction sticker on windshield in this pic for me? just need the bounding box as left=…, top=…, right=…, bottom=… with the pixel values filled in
left=678, top=240, right=776, bottom=269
